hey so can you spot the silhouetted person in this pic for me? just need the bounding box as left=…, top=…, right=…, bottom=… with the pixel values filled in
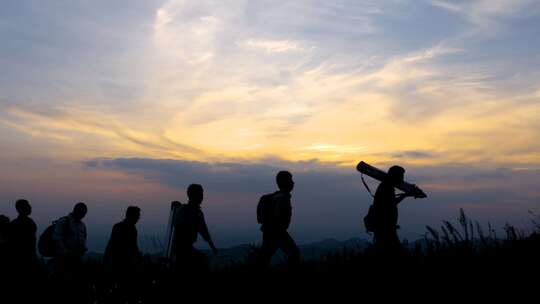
left=171, top=184, right=218, bottom=272
left=8, top=199, right=38, bottom=269
left=51, top=202, right=88, bottom=303
left=0, top=215, right=10, bottom=270
left=7, top=200, right=42, bottom=300
left=372, top=165, right=413, bottom=256
left=105, top=206, right=142, bottom=268
left=104, top=206, right=142, bottom=303
left=257, top=171, right=301, bottom=268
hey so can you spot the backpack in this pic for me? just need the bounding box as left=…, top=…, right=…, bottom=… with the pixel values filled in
left=257, top=192, right=276, bottom=224
left=363, top=205, right=377, bottom=233
left=38, top=221, right=57, bottom=257
left=172, top=203, right=190, bottom=228
left=38, top=217, right=68, bottom=257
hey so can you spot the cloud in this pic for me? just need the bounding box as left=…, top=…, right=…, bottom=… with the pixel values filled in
left=301, top=143, right=366, bottom=154
left=0, top=117, right=72, bottom=142
left=83, top=157, right=540, bottom=244
left=429, top=0, right=540, bottom=35
left=2, top=0, right=540, bottom=169
left=388, top=150, right=438, bottom=159
left=0, top=106, right=203, bottom=159
left=360, top=44, right=463, bottom=88
left=86, top=157, right=540, bottom=202
left=238, top=39, right=305, bottom=53
left=429, top=0, right=462, bottom=13
left=84, top=157, right=352, bottom=193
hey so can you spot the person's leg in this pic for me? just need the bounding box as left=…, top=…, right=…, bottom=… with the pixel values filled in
left=257, top=230, right=279, bottom=268
left=51, top=256, right=70, bottom=304
left=191, top=247, right=210, bottom=272
left=119, top=264, right=139, bottom=304
left=374, top=232, right=383, bottom=252
left=67, top=255, right=84, bottom=303
left=389, top=230, right=401, bottom=255
left=114, top=264, right=127, bottom=303
left=278, top=231, right=301, bottom=266
left=375, top=230, right=400, bottom=259
left=173, top=244, right=190, bottom=274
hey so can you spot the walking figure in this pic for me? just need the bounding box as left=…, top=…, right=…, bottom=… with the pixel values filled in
left=104, top=206, right=142, bottom=303
left=371, top=166, right=414, bottom=255
left=256, top=171, right=300, bottom=268
left=51, top=202, right=88, bottom=303
left=8, top=199, right=38, bottom=269
left=170, top=184, right=218, bottom=272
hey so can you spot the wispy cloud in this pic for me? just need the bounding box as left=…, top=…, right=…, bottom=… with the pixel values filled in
left=238, top=39, right=305, bottom=53
left=429, top=0, right=539, bottom=35
left=0, top=106, right=203, bottom=159
left=1, top=0, right=539, bottom=167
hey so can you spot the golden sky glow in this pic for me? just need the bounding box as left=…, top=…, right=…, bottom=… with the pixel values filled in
left=1, top=0, right=539, bottom=170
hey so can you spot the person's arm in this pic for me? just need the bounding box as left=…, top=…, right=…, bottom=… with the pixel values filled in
left=377, top=182, right=410, bottom=206
left=31, top=220, right=38, bottom=253
left=198, top=213, right=218, bottom=255
left=395, top=192, right=414, bottom=205
left=81, top=223, right=88, bottom=254
left=104, top=224, right=119, bottom=258
left=282, top=199, right=292, bottom=230
left=273, top=194, right=292, bottom=230
left=133, top=227, right=142, bottom=260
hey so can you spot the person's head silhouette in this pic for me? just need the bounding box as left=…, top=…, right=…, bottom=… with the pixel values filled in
left=276, top=171, right=294, bottom=193
left=72, top=202, right=88, bottom=220
left=187, top=184, right=204, bottom=206
left=387, top=165, right=405, bottom=186
left=125, top=206, right=141, bottom=225
left=15, top=199, right=32, bottom=217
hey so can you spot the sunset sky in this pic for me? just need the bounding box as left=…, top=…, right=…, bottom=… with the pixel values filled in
left=1, top=0, right=540, bottom=252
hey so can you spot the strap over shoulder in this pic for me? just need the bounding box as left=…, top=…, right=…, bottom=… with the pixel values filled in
left=361, top=173, right=375, bottom=198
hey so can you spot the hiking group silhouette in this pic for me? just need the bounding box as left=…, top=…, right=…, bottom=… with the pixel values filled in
left=0, top=165, right=422, bottom=303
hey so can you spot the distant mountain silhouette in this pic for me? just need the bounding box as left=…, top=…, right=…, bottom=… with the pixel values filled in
left=79, top=238, right=370, bottom=268
left=204, top=238, right=369, bottom=267
left=298, top=238, right=368, bottom=259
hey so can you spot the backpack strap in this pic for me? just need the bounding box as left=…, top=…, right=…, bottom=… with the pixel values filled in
left=361, top=173, right=375, bottom=198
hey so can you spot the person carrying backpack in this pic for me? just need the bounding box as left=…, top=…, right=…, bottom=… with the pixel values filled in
left=171, top=184, right=218, bottom=273
left=52, top=202, right=88, bottom=260
left=256, top=171, right=300, bottom=268
left=50, top=202, right=88, bottom=304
